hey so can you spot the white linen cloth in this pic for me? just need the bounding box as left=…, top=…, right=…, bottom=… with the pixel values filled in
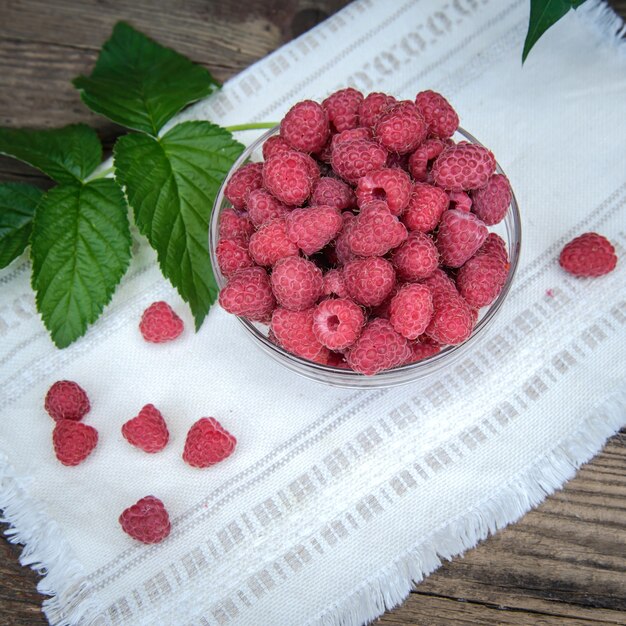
left=1, top=1, right=625, bottom=624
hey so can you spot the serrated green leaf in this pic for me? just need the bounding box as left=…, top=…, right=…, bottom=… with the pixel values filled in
left=30, top=179, right=131, bottom=348
left=0, top=124, right=102, bottom=184
left=0, top=183, right=43, bottom=268
left=114, top=121, right=243, bottom=328
left=73, top=22, right=219, bottom=136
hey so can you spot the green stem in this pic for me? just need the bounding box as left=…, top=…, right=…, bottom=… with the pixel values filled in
left=224, top=122, right=278, bottom=133
left=87, top=165, right=115, bottom=181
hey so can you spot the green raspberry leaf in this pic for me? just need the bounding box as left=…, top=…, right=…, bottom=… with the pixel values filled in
left=114, top=121, right=244, bottom=328
left=31, top=179, right=131, bottom=348
left=0, top=183, right=44, bottom=268
left=73, top=22, right=220, bottom=136
left=0, top=124, right=102, bottom=184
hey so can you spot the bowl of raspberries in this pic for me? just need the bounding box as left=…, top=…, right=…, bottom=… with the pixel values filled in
left=210, top=89, right=521, bottom=387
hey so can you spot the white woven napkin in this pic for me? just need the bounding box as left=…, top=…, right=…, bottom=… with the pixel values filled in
left=1, top=1, right=625, bottom=624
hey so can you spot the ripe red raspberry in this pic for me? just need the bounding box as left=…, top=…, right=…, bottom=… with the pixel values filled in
left=262, top=135, right=292, bottom=160
left=246, top=189, right=291, bottom=227
left=248, top=217, right=299, bottom=266
left=389, top=283, right=434, bottom=340
left=286, top=205, right=343, bottom=255
left=280, top=99, right=329, bottom=153
left=406, top=336, right=441, bottom=363
left=448, top=190, right=472, bottom=213
left=313, top=298, right=365, bottom=350
left=139, top=301, right=184, bottom=343
left=271, top=256, right=323, bottom=311
left=390, top=231, right=439, bottom=281
left=119, top=496, right=171, bottom=544
left=218, top=267, right=276, bottom=321
left=343, top=257, right=396, bottom=306
left=322, top=87, right=364, bottom=132
left=53, top=420, right=98, bottom=466
left=45, top=380, right=90, bottom=422
left=407, top=138, right=446, bottom=182
left=224, top=162, right=263, bottom=209
left=478, top=233, right=508, bottom=264
left=402, top=183, right=449, bottom=233
left=331, top=139, right=387, bottom=183
left=271, top=307, right=327, bottom=360
left=359, top=92, right=397, bottom=128
left=374, top=101, right=428, bottom=154
left=425, top=292, right=474, bottom=345
left=216, top=237, right=254, bottom=277
left=346, top=318, right=410, bottom=375
left=263, top=152, right=315, bottom=206
left=331, top=127, right=372, bottom=152
left=415, top=90, right=459, bottom=139
left=122, top=404, right=169, bottom=453
left=456, top=251, right=508, bottom=307
left=422, top=268, right=459, bottom=304
left=471, top=174, right=511, bottom=225
left=334, top=212, right=358, bottom=265
left=219, top=208, right=254, bottom=241
left=436, top=209, right=488, bottom=267
left=322, top=269, right=348, bottom=298
left=559, top=233, right=617, bottom=277
left=312, top=177, right=356, bottom=211
left=356, top=168, right=412, bottom=216
left=183, top=417, right=236, bottom=468
left=432, top=143, right=496, bottom=191
left=347, top=201, right=408, bottom=257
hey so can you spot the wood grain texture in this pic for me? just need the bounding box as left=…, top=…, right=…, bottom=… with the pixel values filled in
left=1, top=1, right=626, bottom=624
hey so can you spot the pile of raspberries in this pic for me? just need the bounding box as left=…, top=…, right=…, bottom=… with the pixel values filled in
left=216, top=89, right=514, bottom=375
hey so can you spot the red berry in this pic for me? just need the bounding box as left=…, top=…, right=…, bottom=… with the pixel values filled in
left=331, top=139, right=388, bottom=184
left=139, top=301, right=184, bottom=343
left=448, top=190, right=472, bottom=213
left=122, top=404, right=169, bottom=453
left=248, top=217, right=299, bottom=266
left=311, top=177, right=356, bottom=211
left=313, top=297, right=365, bottom=350
left=216, top=237, right=254, bottom=277
left=559, top=233, right=617, bottom=277
left=331, top=127, right=373, bottom=152
left=53, top=420, right=98, bottom=466
left=432, top=143, right=496, bottom=191
left=356, top=168, right=412, bottom=216
left=402, top=182, right=449, bottom=233
left=478, top=233, right=508, bottom=264
left=359, top=92, right=397, bottom=128
left=436, top=209, right=488, bottom=268
left=422, top=268, right=459, bottom=304
left=415, top=90, right=459, bottom=139
left=280, top=100, right=329, bottom=153
left=322, top=269, right=348, bottom=298
left=347, top=201, right=408, bottom=257
left=456, top=252, right=509, bottom=307
left=406, top=336, right=441, bottom=363
left=262, top=135, right=292, bottom=160
left=471, top=174, right=511, bottom=225
left=44, top=380, right=90, bottom=422
left=334, top=212, right=358, bottom=265
left=271, top=256, right=323, bottom=311
left=286, top=205, right=343, bottom=255
left=218, top=267, right=276, bottom=321
left=224, top=162, right=263, bottom=210
left=263, top=152, right=315, bottom=205
left=119, top=496, right=171, bottom=544
left=425, top=292, right=474, bottom=345
left=246, top=189, right=291, bottom=227
left=389, top=283, right=434, bottom=340
left=374, top=101, right=428, bottom=154
left=390, top=231, right=439, bottom=281
left=183, top=417, right=236, bottom=468
left=343, top=257, right=396, bottom=307
left=271, top=307, right=328, bottom=360
left=407, top=138, right=446, bottom=182
left=219, top=208, right=254, bottom=241
left=322, top=88, right=364, bottom=132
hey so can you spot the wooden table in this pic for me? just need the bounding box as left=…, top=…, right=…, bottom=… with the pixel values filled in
left=1, top=1, right=625, bottom=623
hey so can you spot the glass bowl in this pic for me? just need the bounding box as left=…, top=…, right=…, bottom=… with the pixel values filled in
left=209, top=127, right=521, bottom=388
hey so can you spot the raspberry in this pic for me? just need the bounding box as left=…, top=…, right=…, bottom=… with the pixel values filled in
left=347, top=201, right=407, bottom=257
left=224, top=162, right=263, bottom=209
left=53, top=420, right=98, bottom=466
left=183, top=417, right=236, bottom=468
left=262, top=135, right=292, bottom=160
left=122, top=404, right=169, bottom=453
left=456, top=252, right=509, bottom=307
left=448, top=190, right=472, bottom=213
left=334, top=211, right=358, bottom=265
left=374, top=101, right=428, bottom=154
left=406, top=336, right=441, bottom=363
left=271, top=307, right=327, bottom=360
left=271, top=256, right=323, bottom=311
left=389, top=283, right=434, bottom=339
left=263, top=152, right=315, bottom=205
left=247, top=189, right=291, bottom=226
left=286, top=205, right=343, bottom=255
left=311, top=177, right=356, bottom=211
left=331, top=139, right=388, bottom=184
left=119, top=496, right=171, bottom=544
left=359, top=92, right=397, bottom=128
left=322, top=269, right=348, bottom=298
left=402, top=183, right=449, bottom=233
left=248, top=218, right=299, bottom=266
left=471, top=174, right=511, bottom=225
left=280, top=99, right=329, bottom=153
left=415, top=90, right=459, bottom=139
left=436, top=209, right=488, bottom=268
left=407, top=138, right=446, bottom=182
left=216, top=237, right=254, bottom=277
left=219, top=208, right=254, bottom=241
left=346, top=318, right=410, bottom=375
left=422, top=268, right=459, bottom=304
left=322, top=87, right=363, bottom=132
left=390, top=231, right=439, bottom=281
left=559, top=233, right=617, bottom=277
left=313, top=298, right=365, bottom=350
left=478, top=233, right=508, bottom=264
left=139, top=301, right=184, bottom=343
left=343, top=257, right=396, bottom=306
left=356, top=168, right=412, bottom=216
left=45, top=380, right=90, bottom=422
left=425, top=292, right=474, bottom=345
left=331, top=127, right=372, bottom=152
left=218, top=267, right=276, bottom=321
left=432, top=143, right=496, bottom=191
left=369, top=283, right=399, bottom=320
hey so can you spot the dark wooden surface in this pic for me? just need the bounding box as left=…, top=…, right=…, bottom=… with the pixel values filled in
left=1, top=1, right=625, bottom=624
